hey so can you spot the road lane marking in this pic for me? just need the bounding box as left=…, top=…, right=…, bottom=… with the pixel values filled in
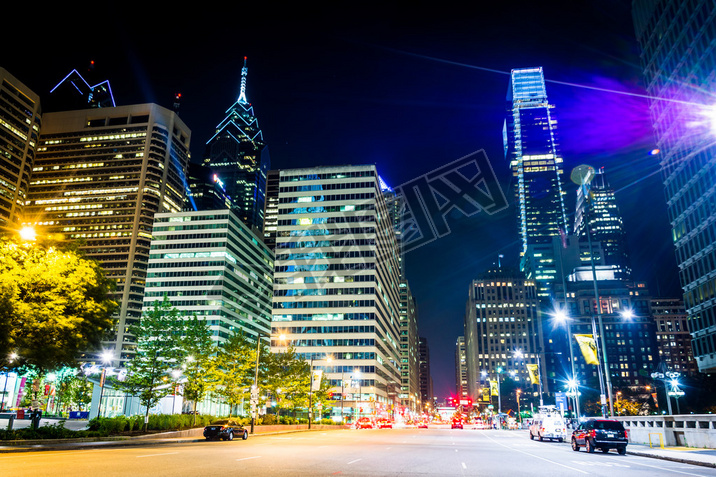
left=347, top=459, right=362, bottom=464
left=624, top=459, right=706, bottom=477
left=482, top=433, right=588, bottom=474
left=136, top=452, right=178, bottom=458
left=236, top=456, right=261, bottom=462
left=461, top=462, right=467, bottom=469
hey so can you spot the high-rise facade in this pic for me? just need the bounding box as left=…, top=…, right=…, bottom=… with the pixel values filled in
left=0, top=68, right=41, bottom=230
left=574, top=167, right=632, bottom=280
left=144, top=209, right=274, bottom=344
left=651, top=298, right=698, bottom=377
left=261, top=169, right=280, bottom=251
left=24, top=104, right=191, bottom=363
left=399, top=279, right=420, bottom=413
left=464, top=267, right=545, bottom=403
left=503, top=67, right=569, bottom=297
left=203, top=58, right=269, bottom=232
left=552, top=278, right=657, bottom=394
left=455, top=336, right=468, bottom=400
left=418, top=336, right=433, bottom=411
left=183, top=162, right=231, bottom=212
left=270, top=165, right=403, bottom=419
left=632, top=1, right=716, bottom=372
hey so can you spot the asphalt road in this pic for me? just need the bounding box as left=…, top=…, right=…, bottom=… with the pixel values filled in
left=2, top=427, right=715, bottom=477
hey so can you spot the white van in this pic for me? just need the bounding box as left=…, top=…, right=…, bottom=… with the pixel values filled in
left=529, top=412, right=567, bottom=442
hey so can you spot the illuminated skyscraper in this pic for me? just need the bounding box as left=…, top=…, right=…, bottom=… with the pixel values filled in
left=24, top=104, right=191, bottom=363
left=144, top=209, right=274, bottom=345
left=574, top=167, right=632, bottom=280
left=270, top=165, right=403, bottom=420
left=0, top=68, right=41, bottom=230
left=633, top=1, right=716, bottom=372
left=503, top=67, right=568, bottom=297
left=203, top=58, right=269, bottom=232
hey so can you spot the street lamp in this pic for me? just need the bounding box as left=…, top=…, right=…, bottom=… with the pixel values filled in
left=354, top=369, right=362, bottom=422
left=553, top=308, right=580, bottom=419
left=572, top=164, right=613, bottom=418
left=1, top=352, right=18, bottom=412
left=171, top=369, right=181, bottom=414
left=97, top=350, right=113, bottom=418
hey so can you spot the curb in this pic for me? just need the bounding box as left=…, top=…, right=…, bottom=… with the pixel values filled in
left=627, top=449, right=716, bottom=469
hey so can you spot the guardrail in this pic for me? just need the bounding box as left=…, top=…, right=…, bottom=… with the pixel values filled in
left=613, top=415, right=716, bottom=448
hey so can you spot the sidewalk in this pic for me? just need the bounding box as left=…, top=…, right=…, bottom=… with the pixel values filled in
left=0, top=419, right=345, bottom=453
left=627, top=442, right=716, bottom=468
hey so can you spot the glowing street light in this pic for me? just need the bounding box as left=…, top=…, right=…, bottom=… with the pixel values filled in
left=553, top=308, right=580, bottom=419
left=19, top=226, right=36, bottom=242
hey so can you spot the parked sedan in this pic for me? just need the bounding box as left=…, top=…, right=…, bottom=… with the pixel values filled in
left=203, top=419, right=248, bottom=441
left=571, top=418, right=628, bottom=454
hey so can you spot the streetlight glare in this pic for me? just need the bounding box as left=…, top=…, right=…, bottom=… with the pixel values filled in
left=101, top=351, right=113, bottom=364
left=19, top=226, right=36, bottom=241
left=621, top=309, right=635, bottom=320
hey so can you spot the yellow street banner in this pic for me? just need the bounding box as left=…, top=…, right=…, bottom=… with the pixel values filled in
left=482, top=387, right=491, bottom=402
left=490, top=380, right=498, bottom=396
left=575, top=334, right=599, bottom=365
left=526, top=364, right=539, bottom=385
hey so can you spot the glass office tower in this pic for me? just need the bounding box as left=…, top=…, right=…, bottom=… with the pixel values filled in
left=633, top=1, right=716, bottom=372
left=203, top=58, right=269, bottom=232
left=24, top=104, right=191, bottom=363
left=574, top=167, right=632, bottom=280
left=270, top=165, right=403, bottom=421
left=503, top=67, right=569, bottom=297
left=0, top=68, right=41, bottom=230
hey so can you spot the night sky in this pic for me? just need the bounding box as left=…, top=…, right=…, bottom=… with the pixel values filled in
left=5, top=2, right=680, bottom=399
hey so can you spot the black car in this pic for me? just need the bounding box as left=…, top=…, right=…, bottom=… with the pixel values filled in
left=203, top=419, right=248, bottom=441
left=571, top=419, right=628, bottom=454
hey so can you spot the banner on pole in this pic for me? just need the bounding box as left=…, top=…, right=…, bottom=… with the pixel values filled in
left=575, top=334, right=599, bottom=365
left=526, top=364, right=540, bottom=385
left=490, top=380, right=498, bottom=396
left=311, top=370, right=323, bottom=391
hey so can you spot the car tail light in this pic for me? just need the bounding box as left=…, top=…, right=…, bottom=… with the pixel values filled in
left=588, top=429, right=596, bottom=438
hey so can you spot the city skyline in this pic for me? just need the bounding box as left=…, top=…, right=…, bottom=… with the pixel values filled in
left=3, top=2, right=681, bottom=398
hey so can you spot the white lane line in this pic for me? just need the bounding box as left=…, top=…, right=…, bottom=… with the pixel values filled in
left=347, top=459, right=362, bottom=465
left=236, top=456, right=262, bottom=462
left=482, top=433, right=589, bottom=475
left=136, top=452, right=178, bottom=458
left=625, top=459, right=706, bottom=477
left=461, top=462, right=467, bottom=469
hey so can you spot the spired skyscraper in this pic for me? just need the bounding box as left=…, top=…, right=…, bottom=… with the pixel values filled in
left=203, top=58, right=269, bottom=232
left=632, top=1, right=716, bottom=372
left=503, top=67, right=568, bottom=297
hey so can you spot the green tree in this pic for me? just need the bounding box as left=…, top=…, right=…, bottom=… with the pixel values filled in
left=119, top=296, right=181, bottom=432
left=208, top=332, right=258, bottom=417
left=177, top=314, right=214, bottom=425
left=264, top=347, right=309, bottom=418
left=0, top=237, right=117, bottom=403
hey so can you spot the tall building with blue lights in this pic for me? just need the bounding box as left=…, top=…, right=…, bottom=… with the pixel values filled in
left=203, top=58, right=269, bottom=233
left=503, top=67, right=568, bottom=297
left=633, top=1, right=716, bottom=373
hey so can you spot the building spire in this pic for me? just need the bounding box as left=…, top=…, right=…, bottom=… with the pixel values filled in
left=238, top=56, right=248, bottom=104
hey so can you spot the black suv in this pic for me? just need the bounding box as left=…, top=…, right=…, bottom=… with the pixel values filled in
left=571, top=419, right=628, bottom=455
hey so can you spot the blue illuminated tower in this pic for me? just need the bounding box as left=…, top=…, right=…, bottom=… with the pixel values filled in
left=203, top=57, right=269, bottom=232
left=503, top=67, right=568, bottom=297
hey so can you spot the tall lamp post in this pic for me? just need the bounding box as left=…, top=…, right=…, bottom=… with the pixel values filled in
left=97, top=351, right=113, bottom=418
left=1, top=352, right=18, bottom=412
left=572, top=164, right=613, bottom=418
left=554, top=309, right=580, bottom=419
